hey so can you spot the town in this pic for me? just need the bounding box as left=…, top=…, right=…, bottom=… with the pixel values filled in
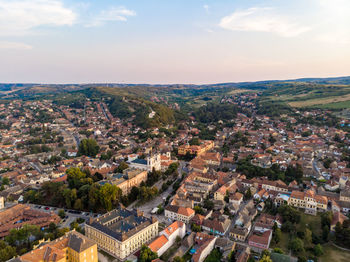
left=0, top=90, right=349, bottom=262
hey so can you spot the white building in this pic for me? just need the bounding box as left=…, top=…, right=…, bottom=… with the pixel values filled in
left=148, top=221, right=186, bottom=256
left=129, top=154, right=161, bottom=172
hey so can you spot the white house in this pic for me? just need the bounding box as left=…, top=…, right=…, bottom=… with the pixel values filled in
left=148, top=221, right=186, bottom=256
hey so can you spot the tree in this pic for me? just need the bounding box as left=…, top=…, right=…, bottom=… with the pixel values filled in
left=99, top=183, right=122, bottom=211
left=261, top=250, right=270, bottom=258
left=78, top=138, right=100, bottom=157
left=191, top=223, right=201, bottom=232
left=228, top=250, right=236, bottom=262
left=244, top=188, right=252, bottom=200
left=1, top=177, right=9, bottom=186
left=115, top=162, right=129, bottom=173
left=173, top=256, right=185, bottom=262
left=314, top=244, right=324, bottom=256
left=138, top=245, right=158, bottom=262
left=304, top=228, right=312, bottom=247
left=259, top=255, right=272, bottom=262
left=175, top=236, right=182, bottom=245
left=58, top=209, right=66, bottom=219
left=204, top=248, right=222, bottom=262
left=194, top=205, right=204, bottom=215
left=67, top=167, right=87, bottom=189
left=273, top=248, right=284, bottom=254
left=272, top=228, right=282, bottom=244
left=73, top=198, right=83, bottom=210
left=322, top=225, right=330, bottom=242
left=289, top=238, right=304, bottom=254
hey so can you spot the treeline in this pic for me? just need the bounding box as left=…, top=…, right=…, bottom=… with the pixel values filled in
left=257, top=100, right=292, bottom=117
left=192, top=103, right=238, bottom=123
left=24, top=167, right=121, bottom=212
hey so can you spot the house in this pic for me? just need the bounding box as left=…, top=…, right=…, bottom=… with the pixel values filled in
left=192, top=233, right=217, bottom=262
left=148, top=221, right=186, bottom=256
left=165, top=205, right=195, bottom=224
left=248, top=230, right=273, bottom=253
left=254, top=214, right=278, bottom=233
left=214, top=185, right=228, bottom=201
left=340, top=190, right=350, bottom=202
left=230, top=227, right=249, bottom=242
left=254, top=189, right=269, bottom=201
left=229, top=192, right=243, bottom=206
left=202, top=217, right=231, bottom=236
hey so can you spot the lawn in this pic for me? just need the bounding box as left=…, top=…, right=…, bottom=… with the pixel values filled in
left=271, top=231, right=290, bottom=254
left=320, top=244, right=350, bottom=262
left=298, top=212, right=322, bottom=236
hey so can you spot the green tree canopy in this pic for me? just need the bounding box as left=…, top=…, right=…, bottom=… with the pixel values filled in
left=138, top=245, right=158, bottom=262
left=78, top=138, right=100, bottom=157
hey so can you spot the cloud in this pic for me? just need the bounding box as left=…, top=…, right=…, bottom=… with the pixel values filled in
left=0, top=41, right=32, bottom=50
left=86, top=7, right=136, bottom=27
left=219, top=7, right=311, bottom=37
left=203, top=4, right=209, bottom=13
left=0, top=0, right=76, bottom=36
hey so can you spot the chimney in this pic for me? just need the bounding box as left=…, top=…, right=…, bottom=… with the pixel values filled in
left=136, top=209, right=144, bottom=217
left=151, top=216, right=158, bottom=224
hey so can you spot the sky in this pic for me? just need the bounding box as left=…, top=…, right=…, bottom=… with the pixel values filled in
left=0, top=0, right=350, bottom=84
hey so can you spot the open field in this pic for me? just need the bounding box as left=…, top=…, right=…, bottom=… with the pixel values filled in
left=320, top=244, right=350, bottom=262
left=288, top=93, right=350, bottom=107
left=227, top=88, right=253, bottom=95
left=318, top=100, right=350, bottom=109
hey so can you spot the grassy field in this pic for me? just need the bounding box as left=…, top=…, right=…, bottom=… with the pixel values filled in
left=227, top=88, right=253, bottom=95
left=288, top=93, right=350, bottom=107
left=318, top=100, right=350, bottom=109
left=320, top=244, right=350, bottom=262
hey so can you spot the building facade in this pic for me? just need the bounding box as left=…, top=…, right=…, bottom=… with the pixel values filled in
left=148, top=221, right=186, bottom=256
left=85, top=208, right=158, bottom=261
left=112, top=168, right=148, bottom=195
left=165, top=205, right=195, bottom=224
left=15, top=230, right=97, bottom=262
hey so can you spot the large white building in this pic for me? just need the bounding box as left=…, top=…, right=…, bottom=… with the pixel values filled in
left=148, top=221, right=186, bottom=256
left=85, top=208, right=158, bottom=261
left=128, top=154, right=161, bottom=172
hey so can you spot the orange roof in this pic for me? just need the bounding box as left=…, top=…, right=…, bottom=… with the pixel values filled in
left=178, top=207, right=195, bottom=217
left=164, top=221, right=184, bottom=236
left=53, top=174, right=67, bottom=183
left=290, top=190, right=305, bottom=200
left=148, top=235, right=168, bottom=252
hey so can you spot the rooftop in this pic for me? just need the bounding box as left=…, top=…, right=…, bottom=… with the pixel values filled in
left=88, top=208, right=157, bottom=242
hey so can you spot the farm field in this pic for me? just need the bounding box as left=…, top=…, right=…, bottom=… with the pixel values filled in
left=288, top=93, right=350, bottom=107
